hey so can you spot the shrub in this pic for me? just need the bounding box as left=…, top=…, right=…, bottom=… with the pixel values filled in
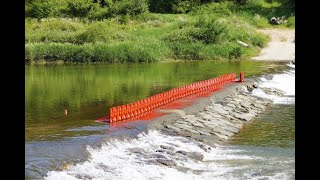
left=250, top=33, right=269, bottom=48
left=74, top=22, right=127, bottom=44
left=165, top=18, right=226, bottom=45
left=25, top=18, right=85, bottom=43
left=193, top=18, right=226, bottom=44
left=26, top=0, right=52, bottom=19
left=169, top=42, right=204, bottom=60
left=190, top=1, right=234, bottom=16
left=164, top=27, right=198, bottom=43
left=65, top=0, right=99, bottom=17
left=228, top=44, right=243, bottom=59
left=286, top=16, right=295, bottom=28
left=149, top=0, right=209, bottom=14
left=110, top=0, right=149, bottom=16
left=148, top=0, right=173, bottom=13
left=172, top=0, right=201, bottom=13
left=88, top=7, right=110, bottom=20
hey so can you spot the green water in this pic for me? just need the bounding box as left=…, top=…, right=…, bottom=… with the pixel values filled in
left=223, top=104, right=295, bottom=179
left=230, top=105, right=295, bottom=148
left=25, top=61, right=288, bottom=142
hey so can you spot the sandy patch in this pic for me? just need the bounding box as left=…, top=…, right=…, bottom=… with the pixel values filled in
left=251, top=29, right=295, bottom=61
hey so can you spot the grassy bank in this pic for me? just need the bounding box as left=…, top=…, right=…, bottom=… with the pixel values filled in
left=25, top=0, right=294, bottom=63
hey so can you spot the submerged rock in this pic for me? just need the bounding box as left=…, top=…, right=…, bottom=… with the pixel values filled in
left=175, top=123, right=193, bottom=131
left=177, top=130, right=193, bottom=137
left=210, top=131, right=229, bottom=140
left=127, top=148, right=146, bottom=156
left=196, top=143, right=213, bottom=151
left=165, top=125, right=182, bottom=134
left=226, top=103, right=236, bottom=108
left=195, top=128, right=211, bottom=136
left=231, top=112, right=255, bottom=121
left=176, top=151, right=204, bottom=161
left=212, top=106, right=229, bottom=116
left=191, top=121, right=205, bottom=128
left=176, top=150, right=187, bottom=155
left=187, top=152, right=204, bottom=161
left=150, top=153, right=167, bottom=159
left=261, top=87, right=286, bottom=96
left=160, top=145, right=174, bottom=151
left=156, top=159, right=177, bottom=167
left=252, top=103, right=266, bottom=109
left=223, top=126, right=239, bottom=133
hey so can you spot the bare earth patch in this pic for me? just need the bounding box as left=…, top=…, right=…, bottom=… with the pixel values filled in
left=251, top=29, right=295, bottom=61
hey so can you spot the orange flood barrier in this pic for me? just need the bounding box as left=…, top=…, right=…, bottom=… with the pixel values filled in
left=105, top=72, right=244, bottom=123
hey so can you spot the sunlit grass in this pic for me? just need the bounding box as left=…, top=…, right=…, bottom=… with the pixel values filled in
left=25, top=0, right=294, bottom=63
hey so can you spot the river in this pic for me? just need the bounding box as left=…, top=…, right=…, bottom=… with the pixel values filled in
left=25, top=60, right=294, bottom=179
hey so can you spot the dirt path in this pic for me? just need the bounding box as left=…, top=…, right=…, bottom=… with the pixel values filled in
left=251, top=29, right=295, bottom=61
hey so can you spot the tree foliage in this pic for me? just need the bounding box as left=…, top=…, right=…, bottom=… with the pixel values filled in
left=25, top=0, right=52, bottom=19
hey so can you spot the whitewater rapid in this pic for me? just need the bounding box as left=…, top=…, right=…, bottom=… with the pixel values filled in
left=251, top=63, right=295, bottom=105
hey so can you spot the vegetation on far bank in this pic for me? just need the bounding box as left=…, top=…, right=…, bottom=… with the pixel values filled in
left=25, top=0, right=295, bottom=63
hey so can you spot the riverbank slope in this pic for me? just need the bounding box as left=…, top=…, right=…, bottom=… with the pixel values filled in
left=25, top=0, right=294, bottom=63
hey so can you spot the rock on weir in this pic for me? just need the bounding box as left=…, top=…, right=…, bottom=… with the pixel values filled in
left=149, top=80, right=275, bottom=147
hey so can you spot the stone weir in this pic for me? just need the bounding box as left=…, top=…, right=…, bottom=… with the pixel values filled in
left=148, top=80, right=273, bottom=146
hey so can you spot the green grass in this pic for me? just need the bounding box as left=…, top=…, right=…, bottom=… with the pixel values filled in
left=25, top=0, right=294, bottom=63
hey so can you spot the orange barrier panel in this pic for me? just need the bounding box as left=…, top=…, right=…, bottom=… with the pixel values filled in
left=107, top=72, right=243, bottom=123
left=240, top=72, right=245, bottom=82
left=109, top=107, right=114, bottom=123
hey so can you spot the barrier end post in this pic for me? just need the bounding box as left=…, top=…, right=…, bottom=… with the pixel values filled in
left=240, top=72, right=245, bottom=82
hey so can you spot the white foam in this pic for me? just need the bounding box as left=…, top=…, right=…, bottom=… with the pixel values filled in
left=287, top=63, right=295, bottom=69
left=45, top=130, right=264, bottom=180
left=252, top=65, right=295, bottom=104
left=243, top=172, right=293, bottom=180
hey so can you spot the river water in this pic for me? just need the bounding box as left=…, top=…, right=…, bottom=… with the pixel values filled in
left=25, top=61, right=294, bottom=179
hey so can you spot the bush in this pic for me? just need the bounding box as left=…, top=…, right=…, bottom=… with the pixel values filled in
left=228, top=44, right=243, bottom=59
left=74, top=21, right=127, bottom=44
left=250, top=33, right=269, bottom=48
left=88, top=7, right=110, bottom=20
left=149, top=0, right=209, bottom=14
left=190, top=1, right=234, bottom=16
left=165, top=27, right=198, bottom=43
left=93, top=0, right=113, bottom=7
left=165, top=18, right=226, bottom=45
left=25, top=18, right=85, bottom=44
left=172, top=0, right=201, bottom=13
left=26, top=0, right=52, bottom=19
left=286, top=16, right=295, bottom=28
left=65, top=0, right=99, bottom=17
left=148, top=0, right=173, bottom=13
left=193, top=18, right=226, bottom=44
left=110, top=0, right=149, bottom=16
left=169, top=42, right=204, bottom=60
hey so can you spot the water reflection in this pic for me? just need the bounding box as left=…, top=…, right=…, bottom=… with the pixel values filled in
left=26, top=61, right=288, bottom=141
